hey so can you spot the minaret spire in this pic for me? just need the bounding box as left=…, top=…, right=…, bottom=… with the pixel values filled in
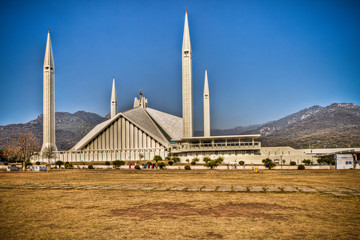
left=182, top=9, right=193, bottom=138
left=203, top=68, right=210, bottom=137
left=110, top=76, right=117, bottom=118
left=41, top=29, right=57, bottom=152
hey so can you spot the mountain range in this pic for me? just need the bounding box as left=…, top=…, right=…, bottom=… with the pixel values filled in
left=1, top=103, right=359, bottom=150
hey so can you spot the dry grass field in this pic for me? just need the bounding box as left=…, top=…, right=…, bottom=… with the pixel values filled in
left=0, top=169, right=359, bottom=239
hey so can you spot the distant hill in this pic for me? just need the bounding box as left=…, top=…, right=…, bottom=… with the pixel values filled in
left=257, top=103, right=360, bottom=148
left=0, top=111, right=107, bottom=151
left=200, top=103, right=360, bottom=148
left=1, top=103, right=359, bottom=151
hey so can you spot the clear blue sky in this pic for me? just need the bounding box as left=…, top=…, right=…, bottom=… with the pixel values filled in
left=1, top=0, right=359, bottom=130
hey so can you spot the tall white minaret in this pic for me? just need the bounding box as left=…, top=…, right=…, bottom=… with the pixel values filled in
left=182, top=9, right=193, bottom=138
left=203, top=68, right=210, bottom=137
left=41, top=29, right=57, bottom=152
left=110, top=76, right=117, bottom=118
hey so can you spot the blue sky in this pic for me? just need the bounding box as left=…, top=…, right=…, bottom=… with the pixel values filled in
left=0, top=0, right=359, bottom=130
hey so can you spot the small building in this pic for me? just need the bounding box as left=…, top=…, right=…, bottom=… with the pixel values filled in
left=335, top=154, right=355, bottom=169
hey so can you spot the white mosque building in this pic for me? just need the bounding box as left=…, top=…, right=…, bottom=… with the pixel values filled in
left=33, top=11, right=321, bottom=165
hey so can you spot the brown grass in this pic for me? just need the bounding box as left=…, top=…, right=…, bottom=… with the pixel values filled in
left=0, top=170, right=359, bottom=239
left=0, top=169, right=359, bottom=188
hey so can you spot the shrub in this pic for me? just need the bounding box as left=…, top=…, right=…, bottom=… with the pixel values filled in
left=262, top=158, right=276, bottom=169
left=290, top=161, right=296, bottom=166
left=186, top=159, right=190, bottom=163
left=65, top=162, right=73, bottom=169
left=153, top=155, right=162, bottom=162
left=184, top=165, right=191, bottom=170
left=239, top=161, right=245, bottom=166
left=105, top=161, right=110, bottom=165
left=113, top=160, right=125, bottom=169
left=56, top=160, right=64, bottom=168
left=168, top=160, right=174, bottom=166
left=35, top=161, right=40, bottom=165
left=203, top=157, right=211, bottom=163
left=135, top=164, right=141, bottom=170
left=298, top=164, right=305, bottom=170
left=191, top=161, right=196, bottom=165
left=88, top=165, right=94, bottom=169
left=3, top=161, right=8, bottom=165
left=303, top=159, right=312, bottom=165
left=172, top=157, right=180, bottom=163
left=165, top=156, right=171, bottom=160
left=25, top=161, right=32, bottom=168
left=157, top=162, right=166, bottom=169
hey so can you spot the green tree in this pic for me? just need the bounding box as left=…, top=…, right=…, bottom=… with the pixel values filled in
left=56, top=160, right=64, bottom=168
left=205, top=157, right=224, bottom=169
left=302, top=159, right=312, bottom=165
left=203, top=157, right=211, bottom=164
left=172, top=157, right=180, bottom=163
left=317, top=156, right=335, bottom=165
left=239, top=161, right=245, bottom=166
left=290, top=161, right=296, bottom=166
left=153, top=155, right=162, bottom=162
left=113, top=160, right=125, bottom=169
left=191, top=157, right=200, bottom=165
left=262, top=158, right=276, bottom=169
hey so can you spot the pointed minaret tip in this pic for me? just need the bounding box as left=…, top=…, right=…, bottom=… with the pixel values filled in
left=48, top=28, right=50, bottom=33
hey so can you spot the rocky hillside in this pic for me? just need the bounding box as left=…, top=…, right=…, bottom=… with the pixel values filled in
left=1, top=103, right=359, bottom=151
left=0, top=111, right=107, bottom=151
left=257, top=103, right=360, bottom=148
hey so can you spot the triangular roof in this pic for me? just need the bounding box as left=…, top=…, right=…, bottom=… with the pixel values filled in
left=145, top=108, right=183, bottom=140
left=72, top=106, right=182, bottom=151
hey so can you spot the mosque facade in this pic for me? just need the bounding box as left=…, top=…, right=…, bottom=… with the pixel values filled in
left=32, top=11, right=318, bottom=165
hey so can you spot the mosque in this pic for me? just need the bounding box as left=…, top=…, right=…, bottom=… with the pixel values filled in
left=34, top=11, right=322, bottom=165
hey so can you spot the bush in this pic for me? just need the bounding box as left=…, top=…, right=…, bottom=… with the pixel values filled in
left=290, top=161, right=296, bottom=166
left=25, top=161, right=32, bottom=168
left=88, top=165, right=94, bottom=169
left=184, top=165, right=191, bottom=170
left=3, top=161, right=8, bottom=165
left=157, top=162, right=166, bottom=169
left=191, top=161, right=196, bottom=165
left=186, top=159, right=190, bottom=163
left=172, top=157, right=180, bottom=163
left=113, top=160, right=125, bottom=169
left=298, top=164, right=305, bottom=170
left=205, top=158, right=224, bottom=169
left=135, top=164, right=141, bottom=170
left=105, top=161, right=110, bottom=165
left=239, top=161, right=245, bottom=166
left=65, top=162, right=73, bottom=169
left=262, top=158, right=276, bottom=169
left=168, top=160, right=174, bottom=166
left=35, top=161, right=40, bottom=165
left=153, top=155, right=162, bottom=162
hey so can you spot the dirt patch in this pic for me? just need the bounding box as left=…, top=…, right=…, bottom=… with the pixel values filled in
left=110, top=202, right=291, bottom=220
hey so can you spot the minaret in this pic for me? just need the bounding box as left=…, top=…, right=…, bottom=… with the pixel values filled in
left=41, top=29, right=57, bottom=152
left=110, top=76, right=117, bottom=118
left=182, top=9, right=193, bottom=138
left=203, top=68, right=210, bottom=137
